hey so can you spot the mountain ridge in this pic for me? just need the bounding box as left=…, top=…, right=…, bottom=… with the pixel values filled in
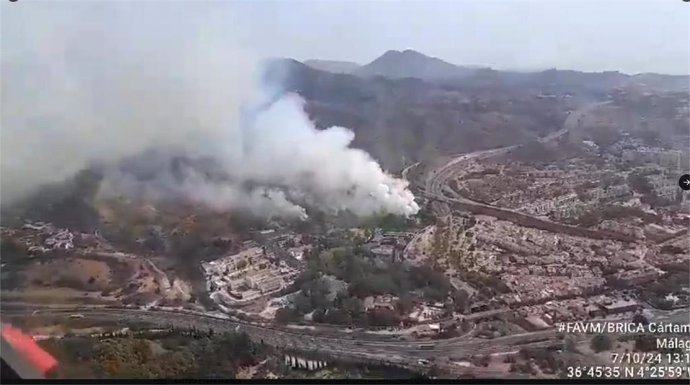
left=302, top=49, right=689, bottom=89
left=265, top=56, right=688, bottom=172
left=304, top=59, right=361, bottom=74
left=353, top=49, right=484, bottom=80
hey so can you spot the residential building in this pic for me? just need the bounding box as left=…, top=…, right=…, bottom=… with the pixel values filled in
left=602, top=299, right=639, bottom=315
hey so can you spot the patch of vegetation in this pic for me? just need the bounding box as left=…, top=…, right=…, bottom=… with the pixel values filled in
left=276, top=245, right=455, bottom=326
left=0, top=239, right=33, bottom=290
left=516, top=347, right=560, bottom=375
left=569, top=204, right=661, bottom=227
left=508, top=141, right=561, bottom=165
left=589, top=127, right=622, bottom=149
left=590, top=334, right=613, bottom=353
left=416, top=202, right=436, bottom=226
left=660, top=245, right=685, bottom=255
left=627, top=172, right=653, bottom=195
left=40, top=329, right=265, bottom=379
left=458, top=270, right=510, bottom=301
left=626, top=171, right=677, bottom=209
left=638, top=271, right=689, bottom=310
left=324, top=248, right=452, bottom=301
left=361, top=213, right=415, bottom=232
left=4, top=169, right=103, bottom=232
left=640, top=194, right=675, bottom=208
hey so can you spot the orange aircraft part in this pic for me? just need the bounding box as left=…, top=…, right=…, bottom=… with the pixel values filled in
left=1, top=324, right=58, bottom=376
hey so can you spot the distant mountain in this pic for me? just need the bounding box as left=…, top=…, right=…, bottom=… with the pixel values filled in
left=304, top=59, right=361, bottom=74
left=628, top=73, right=689, bottom=93
left=301, top=50, right=688, bottom=93
left=354, top=49, right=483, bottom=80
left=263, top=54, right=688, bottom=172
left=262, top=58, right=573, bottom=171
left=446, top=68, right=688, bottom=95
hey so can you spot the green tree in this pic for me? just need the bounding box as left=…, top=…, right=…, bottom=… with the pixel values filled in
left=323, top=308, right=351, bottom=325
left=311, top=308, right=326, bottom=323
left=339, top=295, right=365, bottom=321
left=563, top=337, right=577, bottom=353
left=590, top=334, right=612, bottom=353
left=367, top=308, right=401, bottom=327
left=275, top=307, right=298, bottom=324
left=416, top=203, right=436, bottom=226
left=634, top=334, right=657, bottom=352
left=632, top=313, right=649, bottom=326
left=452, top=289, right=469, bottom=313
left=395, top=294, right=415, bottom=315
left=627, top=172, right=652, bottom=195
left=590, top=127, right=622, bottom=149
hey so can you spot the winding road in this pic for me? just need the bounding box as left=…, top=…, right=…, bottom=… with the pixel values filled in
left=416, top=101, right=638, bottom=243
left=424, top=101, right=611, bottom=198
left=3, top=302, right=688, bottom=377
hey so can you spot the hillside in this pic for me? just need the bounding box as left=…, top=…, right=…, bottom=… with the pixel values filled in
left=266, top=54, right=688, bottom=172
left=264, top=58, right=575, bottom=172
left=307, top=50, right=688, bottom=94
left=354, top=49, right=481, bottom=80
left=304, top=59, right=361, bottom=74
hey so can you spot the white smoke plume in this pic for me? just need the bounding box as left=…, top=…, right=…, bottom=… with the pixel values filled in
left=1, top=3, right=419, bottom=220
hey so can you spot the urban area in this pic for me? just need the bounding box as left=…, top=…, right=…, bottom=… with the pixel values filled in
left=1, top=2, right=689, bottom=381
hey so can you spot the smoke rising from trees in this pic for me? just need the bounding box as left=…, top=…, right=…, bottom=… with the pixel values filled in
left=1, top=3, right=419, bottom=219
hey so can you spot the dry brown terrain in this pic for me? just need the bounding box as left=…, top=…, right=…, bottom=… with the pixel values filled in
left=24, top=258, right=113, bottom=291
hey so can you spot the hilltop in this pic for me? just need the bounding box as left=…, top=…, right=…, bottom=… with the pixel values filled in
left=304, top=59, right=360, bottom=74
left=266, top=57, right=573, bottom=172
left=353, top=49, right=482, bottom=80
left=303, top=49, right=688, bottom=93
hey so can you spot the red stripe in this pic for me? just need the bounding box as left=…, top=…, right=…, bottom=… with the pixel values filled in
left=2, top=324, right=58, bottom=375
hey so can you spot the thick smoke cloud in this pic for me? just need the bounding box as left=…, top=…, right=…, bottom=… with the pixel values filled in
left=1, top=3, right=419, bottom=219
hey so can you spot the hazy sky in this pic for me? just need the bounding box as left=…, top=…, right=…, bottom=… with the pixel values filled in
left=236, top=0, right=690, bottom=74
left=2, top=0, right=689, bottom=74
left=0, top=0, right=687, bottom=209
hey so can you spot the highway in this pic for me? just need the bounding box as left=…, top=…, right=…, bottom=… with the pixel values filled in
left=3, top=299, right=688, bottom=377
left=5, top=304, right=687, bottom=349
left=406, top=102, right=608, bottom=224
left=424, top=101, right=610, bottom=197
left=1, top=304, right=574, bottom=379
left=401, top=161, right=421, bottom=180
left=418, top=101, right=638, bottom=242
left=1, top=304, right=558, bottom=352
